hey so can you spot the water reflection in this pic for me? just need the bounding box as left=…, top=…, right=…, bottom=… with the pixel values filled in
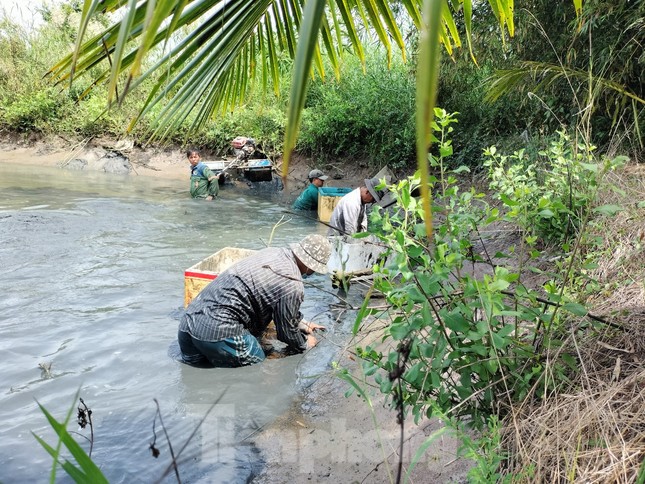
left=0, top=162, right=353, bottom=482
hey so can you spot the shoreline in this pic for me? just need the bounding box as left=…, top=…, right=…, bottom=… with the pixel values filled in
left=0, top=136, right=202, bottom=182
left=251, top=318, right=473, bottom=483
left=0, top=134, right=378, bottom=193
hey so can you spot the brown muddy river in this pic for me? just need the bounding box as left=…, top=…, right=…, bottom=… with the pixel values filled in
left=0, top=161, right=355, bottom=483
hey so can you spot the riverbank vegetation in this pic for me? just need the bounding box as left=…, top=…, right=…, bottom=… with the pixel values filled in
left=4, top=0, right=643, bottom=482
left=345, top=108, right=643, bottom=481
left=1, top=2, right=642, bottom=167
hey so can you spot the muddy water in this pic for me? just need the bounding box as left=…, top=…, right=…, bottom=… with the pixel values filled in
left=0, top=162, right=353, bottom=483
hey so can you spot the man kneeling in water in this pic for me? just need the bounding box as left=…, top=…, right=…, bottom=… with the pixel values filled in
left=178, top=234, right=331, bottom=367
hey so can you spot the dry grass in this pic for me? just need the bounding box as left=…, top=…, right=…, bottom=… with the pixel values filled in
left=501, top=164, right=645, bottom=483
left=503, top=324, right=645, bottom=483
left=587, top=164, right=645, bottom=295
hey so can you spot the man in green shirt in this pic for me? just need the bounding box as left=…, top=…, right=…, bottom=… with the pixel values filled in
left=187, top=148, right=221, bottom=200
left=292, top=169, right=328, bottom=211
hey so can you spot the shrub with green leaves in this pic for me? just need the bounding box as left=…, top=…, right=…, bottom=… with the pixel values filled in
left=349, top=111, right=584, bottom=429
left=298, top=53, right=416, bottom=170
left=484, top=131, right=606, bottom=244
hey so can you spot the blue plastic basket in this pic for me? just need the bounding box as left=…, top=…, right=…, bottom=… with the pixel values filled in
left=319, top=187, right=352, bottom=197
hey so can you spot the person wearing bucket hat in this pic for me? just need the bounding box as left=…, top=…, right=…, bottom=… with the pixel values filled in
left=292, top=169, right=329, bottom=211
left=178, top=234, right=332, bottom=368
left=289, top=234, right=331, bottom=274
left=327, top=176, right=392, bottom=235
left=364, top=176, right=393, bottom=208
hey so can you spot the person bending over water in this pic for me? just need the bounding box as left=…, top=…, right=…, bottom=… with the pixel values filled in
left=178, top=234, right=332, bottom=367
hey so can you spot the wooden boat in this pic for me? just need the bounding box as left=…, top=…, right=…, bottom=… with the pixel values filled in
left=183, top=247, right=256, bottom=307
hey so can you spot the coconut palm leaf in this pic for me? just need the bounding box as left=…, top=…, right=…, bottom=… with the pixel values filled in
left=51, top=1, right=380, bottom=128
left=336, top=1, right=365, bottom=60
left=486, top=60, right=643, bottom=147
left=49, top=0, right=495, bottom=141
left=486, top=61, right=645, bottom=107
left=283, top=0, right=327, bottom=171
left=462, top=0, right=476, bottom=64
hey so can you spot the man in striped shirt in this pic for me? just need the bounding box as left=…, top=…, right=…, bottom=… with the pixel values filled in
left=178, top=234, right=332, bottom=367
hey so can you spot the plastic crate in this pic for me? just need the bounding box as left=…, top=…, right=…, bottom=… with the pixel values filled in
left=184, top=247, right=256, bottom=307
left=317, top=187, right=353, bottom=222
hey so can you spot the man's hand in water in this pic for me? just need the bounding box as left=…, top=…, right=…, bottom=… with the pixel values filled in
left=299, top=321, right=326, bottom=334
left=307, top=334, right=318, bottom=348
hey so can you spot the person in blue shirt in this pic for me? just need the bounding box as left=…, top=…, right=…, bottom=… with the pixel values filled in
left=187, top=148, right=222, bottom=200
left=292, top=169, right=329, bottom=211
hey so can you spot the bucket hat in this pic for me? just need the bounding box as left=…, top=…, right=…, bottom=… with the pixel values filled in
left=308, top=169, right=328, bottom=181
left=290, top=234, right=332, bottom=274
left=364, top=176, right=393, bottom=207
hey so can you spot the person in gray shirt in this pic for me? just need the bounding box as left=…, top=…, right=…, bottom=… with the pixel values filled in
left=178, top=234, right=332, bottom=367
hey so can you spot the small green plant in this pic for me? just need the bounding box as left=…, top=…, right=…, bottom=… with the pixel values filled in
left=483, top=131, right=616, bottom=244
left=33, top=392, right=108, bottom=484
left=352, top=111, right=587, bottom=431
left=461, top=416, right=507, bottom=483
left=33, top=392, right=227, bottom=483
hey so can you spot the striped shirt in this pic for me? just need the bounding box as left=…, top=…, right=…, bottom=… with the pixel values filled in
left=179, top=247, right=308, bottom=352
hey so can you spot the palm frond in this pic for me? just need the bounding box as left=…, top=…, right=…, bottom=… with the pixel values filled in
left=282, top=0, right=327, bottom=172
left=51, top=0, right=413, bottom=139
left=486, top=61, right=645, bottom=106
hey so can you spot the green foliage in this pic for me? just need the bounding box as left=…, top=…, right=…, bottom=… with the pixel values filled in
left=459, top=416, right=506, bottom=483
left=298, top=54, right=416, bottom=170
left=484, top=131, right=623, bottom=243
left=33, top=394, right=108, bottom=484
left=195, top=101, right=287, bottom=158
left=440, top=412, right=536, bottom=483
left=0, top=9, right=289, bottom=154
left=0, top=9, right=145, bottom=138
left=487, top=0, right=644, bottom=155
left=2, top=0, right=639, bottom=169
left=431, top=0, right=644, bottom=168
left=2, top=89, right=61, bottom=132
left=353, top=111, right=585, bottom=431
left=436, top=52, right=527, bottom=168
